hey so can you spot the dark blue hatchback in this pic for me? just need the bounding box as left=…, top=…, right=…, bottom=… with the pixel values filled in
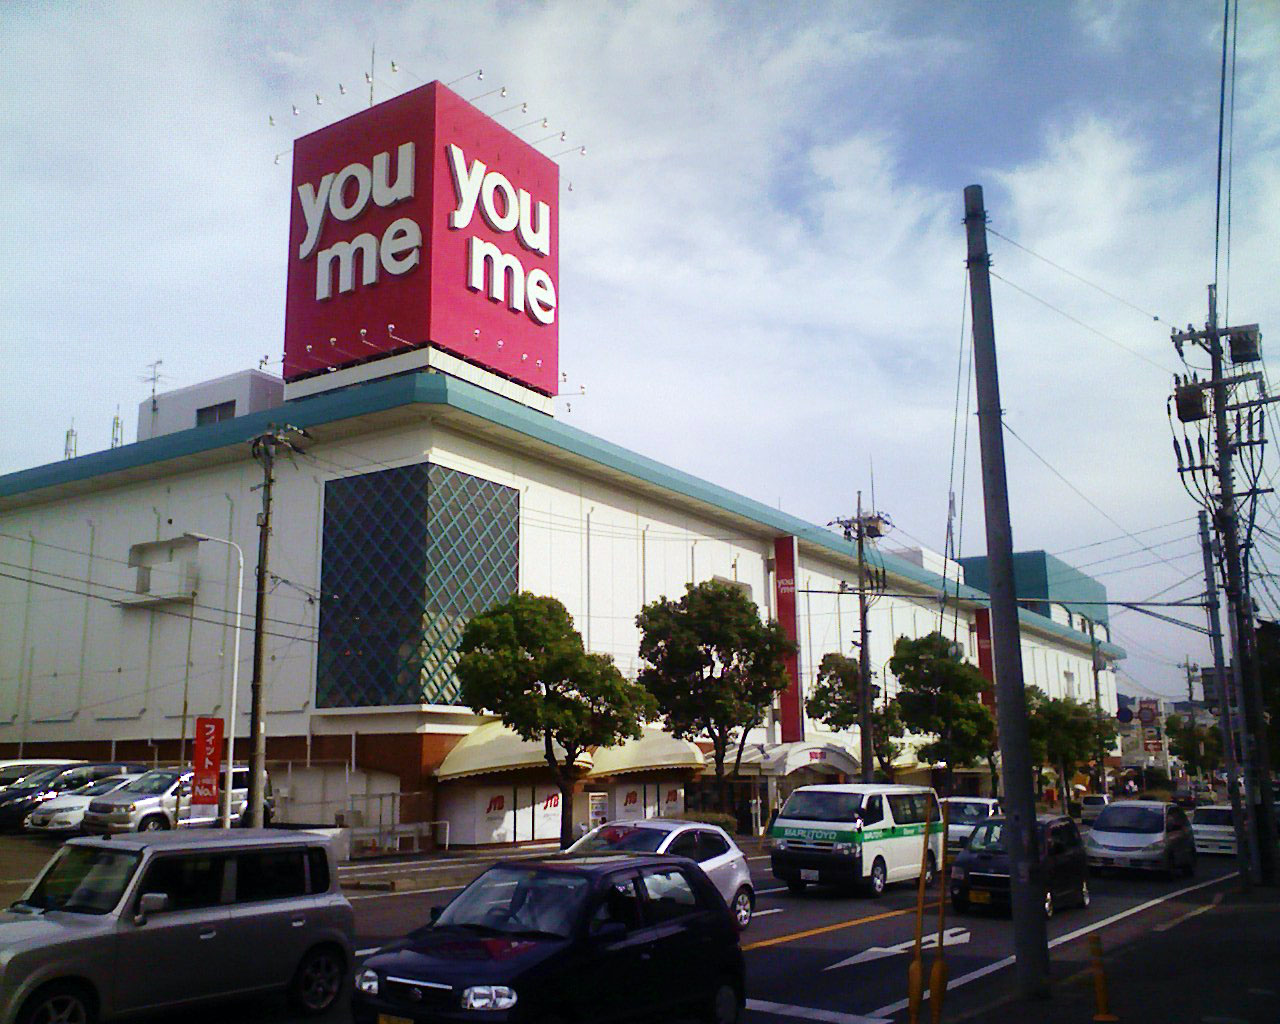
left=352, top=853, right=745, bottom=1024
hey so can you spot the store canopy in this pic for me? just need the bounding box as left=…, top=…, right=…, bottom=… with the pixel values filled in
left=735, top=739, right=860, bottom=778
left=435, top=721, right=593, bottom=781
left=588, top=728, right=705, bottom=778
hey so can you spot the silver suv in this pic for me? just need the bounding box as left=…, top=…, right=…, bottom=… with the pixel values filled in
left=0, top=830, right=353, bottom=1024
left=81, top=765, right=272, bottom=834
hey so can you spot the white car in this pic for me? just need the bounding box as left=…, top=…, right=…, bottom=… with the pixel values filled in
left=1080, top=794, right=1111, bottom=824
left=566, top=818, right=756, bottom=929
left=1191, top=804, right=1237, bottom=855
left=940, top=797, right=1001, bottom=853
left=24, top=774, right=142, bottom=835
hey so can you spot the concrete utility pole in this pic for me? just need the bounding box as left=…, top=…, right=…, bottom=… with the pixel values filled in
left=964, top=184, right=1049, bottom=995
left=1199, top=510, right=1254, bottom=886
left=246, top=425, right=308, bottom=828
left=856, top=491, right=874, bottom=783
left=1173, top=287, right=1277, bottom=884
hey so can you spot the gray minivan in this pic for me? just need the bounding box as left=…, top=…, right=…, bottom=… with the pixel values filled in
left=0, top=830, right=353, bottom=1024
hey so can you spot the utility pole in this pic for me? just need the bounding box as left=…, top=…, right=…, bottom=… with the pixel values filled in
left=1198, top=510, right=1255, bottom=886
left=856, top=491, right=873, bottom=783
left=1172, top=287, right=1276, bottom=883
left=246, top=425, right=307, bottom=828
left=1181, top=657, right=1197, bottom=705
left=964, top=184, right=1049, bottom=995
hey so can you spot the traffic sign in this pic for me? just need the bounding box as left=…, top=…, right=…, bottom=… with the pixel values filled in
left=1116, top=707, right=1133, bottom=724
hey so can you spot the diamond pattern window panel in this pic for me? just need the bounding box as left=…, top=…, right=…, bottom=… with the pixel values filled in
left=316, top=462, right=519, bottom=708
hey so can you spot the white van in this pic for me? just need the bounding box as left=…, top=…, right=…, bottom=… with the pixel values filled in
left=768, top=784, right=943, bottom=897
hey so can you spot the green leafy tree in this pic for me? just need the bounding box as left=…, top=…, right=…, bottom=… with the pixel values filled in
left=1027, top=692, right=1100, bottom=812
left=457, top=592, right=657, bottom=848
left=637, top=580, right=794, bottom=811
left=889, top=632, right=995, bottom=795
left=1166, top=714, right=1222, bottom=777
left=805, top=652, right=905, bottom=777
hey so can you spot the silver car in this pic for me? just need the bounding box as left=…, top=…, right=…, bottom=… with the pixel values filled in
left=0, top=830, right=353, bottom=1024
left=940, top=797, right=1001, bottom=854
left=566, top=818, right=756, bottom=929
left=1191, top=805, right=1237, bottom=856
left=25, top=774, right=142, bottom=835
left=81, top=765, right=270, bottom=834
left=1084, top=800, right=1197, bottom=876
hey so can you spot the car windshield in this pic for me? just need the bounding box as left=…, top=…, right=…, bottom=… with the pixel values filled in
left=0, top=765, right=45, bottom=786
left=435, top=866, right=588, bottom=939
left=1094, top=805, right=1164, bottom=834
left=567, top=824, right=667, bottom=853
left=77, top=776, right=133, bottom=797
left=6, top=766, right=63, bottom=789
left=779, top=790, right=864, bottom=823
left=946, top=801, right=994, bottom=824
left=966, top=821, right=1008, bottom=852
left=16, top=846, right=141, bottom=915
left=122, top=770, right=181, bottom=795
left=1192, top=808, right=1233, bottom=827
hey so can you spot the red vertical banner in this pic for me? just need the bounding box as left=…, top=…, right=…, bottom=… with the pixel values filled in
left=192, top=716, right=224, bottom=805
left=774, top=536, right=804, bottom=743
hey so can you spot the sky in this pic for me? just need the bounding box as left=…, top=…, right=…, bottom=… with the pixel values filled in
left=3, top=0, right=1279, bottom=702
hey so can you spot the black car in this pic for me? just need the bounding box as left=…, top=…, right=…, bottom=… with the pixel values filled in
left=352, top=853, right=746, bottom=1024
left=0, top=762, right=145, bottom=831
left=949, top=814, right=1088, bottom=919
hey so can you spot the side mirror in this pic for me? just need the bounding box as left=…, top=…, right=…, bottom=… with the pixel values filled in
left=134, top=891, right=169, bottom=925
left=429, top=906, right=443, bottom=923
left=591, top=920, right=627, bottom=944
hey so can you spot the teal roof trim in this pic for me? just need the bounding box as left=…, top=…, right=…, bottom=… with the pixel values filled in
left=0, top=371, right=1124, bottom=660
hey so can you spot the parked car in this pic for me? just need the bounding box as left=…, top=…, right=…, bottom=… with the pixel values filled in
left=24, top=774, right=143, bottom=836
left=0, top=760, right=86, bottom=793
left=81, top=765, right=271, bottom=834
left=940, top=797, right=1001, bottom=853
left=1084, top=800, right=1196, bottom=876
left=768, top=783, right=942, bottom=897
left=0, top=763, right=146, bottom=832
left=566, top=818, right=755, bottom=929
left=0, top=829, right=353, bottom=1024
left=1080, top=794, right=1110, bottom=824
left=950, top=814, right=1089, bottom=918
left=353, top=854, right=745, bottom=1024
left=1191, top=804, right=1237, bottom=856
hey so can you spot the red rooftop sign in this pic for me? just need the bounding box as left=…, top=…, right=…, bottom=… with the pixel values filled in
left=283, top=82, right=559, bottom=394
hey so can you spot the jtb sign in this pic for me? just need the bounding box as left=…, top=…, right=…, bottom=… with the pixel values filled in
left=284, top=82, right=559, bottom=394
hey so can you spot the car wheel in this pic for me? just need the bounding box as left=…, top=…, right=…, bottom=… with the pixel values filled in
left=1043, top=888, right=1054, bottom=919
left=731, top=886, right=754, bottom=930
left=924, top=851, right=937, bottom=887
left=288, top=944, right=345, bottom=1015
left=702, top=980, right=741, bottom=1024
left=16, top=981, right=97, bottom=1024
left=867, top=858, right=888, bottom=899
left=786, top=879, right=807, bottom=894
left=1079, top=879, right=1091, bottom=909
left=139, top=815, right=168, bottom=832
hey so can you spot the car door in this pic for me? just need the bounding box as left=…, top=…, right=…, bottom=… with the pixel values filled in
left=114, top=852, right=231, bottom=1012
left=221, top=846, right=314, bottom=992
left=575, top=871, right=661, bottom=1022
left=692, top=830, right=739, bottom=905
left=637, top=865, right=717, bottom=1015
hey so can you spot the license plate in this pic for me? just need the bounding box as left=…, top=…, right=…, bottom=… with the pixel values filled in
left=378, top=1015, right=414, bottom=1024
left=970, top=890, right=991, bottom=904
left=800, top=869, right=820, bottom=881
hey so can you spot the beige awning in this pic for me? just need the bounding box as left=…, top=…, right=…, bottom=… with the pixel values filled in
left=435, top=721, right=593, bottom=781
left=587, top=728, right=705, bottom=778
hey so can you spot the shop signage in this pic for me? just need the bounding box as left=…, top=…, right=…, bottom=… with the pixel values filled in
left=284, top=81, right=559, bottom=394
left=774, top=536, right=804, bottom=743
left=191, top=716, right=223, bottom=805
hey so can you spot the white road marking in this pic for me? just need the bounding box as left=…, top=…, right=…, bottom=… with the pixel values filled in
left=346, top=883, right=466, bottom=901
left=748, top=855, right=772, bottom=862
left=355, top=946, right=381, bottom=956
left=757, top=886, right=790, bottom=895
left=754, top=908, right=784, bottom=917
left=869, top=872, right=1239, bottom=1019
left=746, top=998, right=890, bottom=1024
left=824, top=928, right=970, bottom=970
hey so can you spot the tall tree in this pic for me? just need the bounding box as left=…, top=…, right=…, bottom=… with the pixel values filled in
left=637, top=580, right=794, bottom=811
left=1166, top=713, right=1222, bottom=777
left=1028, top=692, right=1101, bottom=812
left=457, top=592, right=656, bottom=847
left=889, top=632, right=995, bottom=795
left=805, top=652, right=905, bottom=777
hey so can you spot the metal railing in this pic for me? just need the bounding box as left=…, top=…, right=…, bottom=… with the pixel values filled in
left=274, top=789, right=449, bottom=857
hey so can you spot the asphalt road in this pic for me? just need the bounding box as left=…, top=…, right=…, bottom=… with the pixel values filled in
left=0, top=836, right=1242, bottom=1024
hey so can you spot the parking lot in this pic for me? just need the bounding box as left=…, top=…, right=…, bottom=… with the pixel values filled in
left=0, top=832, right=1242, bottom=1024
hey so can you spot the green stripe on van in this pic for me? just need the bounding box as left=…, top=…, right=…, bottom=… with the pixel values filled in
left=769, top=822, right=944, bottom=844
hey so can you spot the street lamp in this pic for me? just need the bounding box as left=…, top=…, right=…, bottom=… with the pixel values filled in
left=184, top=531, right=244, bottom=828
